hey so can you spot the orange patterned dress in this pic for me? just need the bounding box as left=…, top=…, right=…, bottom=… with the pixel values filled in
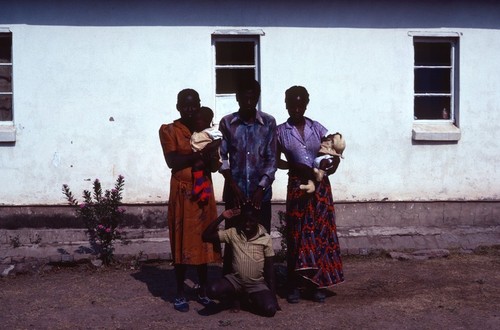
left=159, top=120, right=221, bottom=265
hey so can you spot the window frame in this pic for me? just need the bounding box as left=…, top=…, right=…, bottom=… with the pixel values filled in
left=212, top=32, right=261, bottom=97
left=409, top=31, right=461, bottom=141
left=0, top=28, right=15, bottom=142
left=211, top=30, right=263, bottom=121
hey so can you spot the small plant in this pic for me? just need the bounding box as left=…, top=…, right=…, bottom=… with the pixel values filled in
left=130, top=250, right=144, bottom=270
left=30, top=233, right=42, bottom=245
left=275, top=211, right=288, bottom=262
left=62, top=175, right=125, bottom=265
left=9, top=234, right=21, bottom=248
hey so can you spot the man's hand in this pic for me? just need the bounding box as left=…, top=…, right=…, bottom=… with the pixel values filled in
left=221, top=170, right=246, bottom=208
left=228, top=180, right=246, bottom=208
left=250, top=187, right=265, bottom=209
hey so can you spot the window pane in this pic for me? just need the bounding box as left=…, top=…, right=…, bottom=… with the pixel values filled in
left=0, top=66, right=12, bottom=92
left=0, top=33, right=12, bottom=63
left=414, top=96, right=450, bottom=120
left=414, top=68, right=451, bottom=93
left=216, top=41, right=255, bottom=65
left=414, top=42, right=451, bottom=66
left=216, top=68, right=255, bottom=94
left=0, top=94, right=12, bottom=121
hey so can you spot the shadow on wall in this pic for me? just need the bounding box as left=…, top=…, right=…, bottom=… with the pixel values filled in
left=0, top=205, right=168, bottom=230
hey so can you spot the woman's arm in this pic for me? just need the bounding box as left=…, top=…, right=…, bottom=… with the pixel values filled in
left=159, top=124, right=202, bottom=172
left=205, top=140, right=222, bottom=173
left=277, top=142, right=314, bottom=180
left=325, top=155, right=341, bottom=175
left=276, top=144, right=289, bottom=170
left=167, top=141, right=221, bottom=173
left=289, top=162, right=315, bottom=181
left=164, top=151, right=202, bottom=172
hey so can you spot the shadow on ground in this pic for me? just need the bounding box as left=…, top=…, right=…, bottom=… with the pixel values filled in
left=131, top=263, right=224, bottom=303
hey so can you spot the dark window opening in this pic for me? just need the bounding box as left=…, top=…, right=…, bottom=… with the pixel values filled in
left=0, top=32, right=12, bottom=121
left=216, top=69, right=255, bottom=94
left=216, top=41, right=255, bottom=66
left=414, top=96, right=451, bottom=120
left=214, top=36, right=258, bottom=95
left=413, top=38, right=456, bottom=121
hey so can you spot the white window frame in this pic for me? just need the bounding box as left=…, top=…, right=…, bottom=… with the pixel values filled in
left=409, top=31, right=461, bottom=141
left=0, top=27, right=15, bottom=142
left=211, top=30, right=263, bottom=120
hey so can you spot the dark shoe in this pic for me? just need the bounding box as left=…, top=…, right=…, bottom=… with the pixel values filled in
left=197, top=295, right=216, bottom=307
left=286, top=288, right=300, bottom=304
left=197, top=302, right=223, bottom=316
left=174, top=297, right=189, bottom=312
left=312, top=289, right=326, bottom=303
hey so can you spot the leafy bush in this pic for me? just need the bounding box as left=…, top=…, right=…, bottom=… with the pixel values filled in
left=62, top=175, right=125, bottom=265
left=275, top=210, right=288, bottom=262
left=9, top=234, right=21, bottom=248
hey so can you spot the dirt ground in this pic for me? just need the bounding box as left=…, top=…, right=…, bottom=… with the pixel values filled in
left=1, top=248, right=499, bottom=330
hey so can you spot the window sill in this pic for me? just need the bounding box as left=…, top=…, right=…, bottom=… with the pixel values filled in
left=212, top=29, right=265, bottom=36
left=0, top=124, right=16, bottom=142
left=412, top=122, right=461, bottom=141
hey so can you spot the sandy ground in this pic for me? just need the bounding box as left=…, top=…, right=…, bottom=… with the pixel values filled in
left=1, top=248, right=499, bottom=330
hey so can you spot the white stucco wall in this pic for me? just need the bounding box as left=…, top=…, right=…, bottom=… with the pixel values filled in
left=0, top=1, right=499, bottom=205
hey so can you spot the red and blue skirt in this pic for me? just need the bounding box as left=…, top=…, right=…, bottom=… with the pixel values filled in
left=286, top=175, right=344, bottom=288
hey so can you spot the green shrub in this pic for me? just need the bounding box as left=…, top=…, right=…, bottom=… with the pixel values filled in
left=62, top=175, right=125, bottom=265
left=275, top=210, right=287, bottom=262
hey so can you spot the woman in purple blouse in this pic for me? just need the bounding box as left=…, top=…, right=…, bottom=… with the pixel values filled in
left=276, top=86, right=344, bottom=304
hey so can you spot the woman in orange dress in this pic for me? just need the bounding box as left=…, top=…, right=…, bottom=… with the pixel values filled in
left=159, top=89, right=221, bottom=312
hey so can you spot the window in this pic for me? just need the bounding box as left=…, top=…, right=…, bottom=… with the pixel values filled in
left=411, top=33, right=461, bottom=141
left=212, top=31, right=262, bottom=119
left=0, top=31, right=12, bottom=122
left=413, top=37, right=458, bottom=121
left=213, top=34, right=260, bottom=95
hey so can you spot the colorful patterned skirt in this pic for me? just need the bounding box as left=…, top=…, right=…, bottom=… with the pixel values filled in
left=286, top=175, right=344, bottom=288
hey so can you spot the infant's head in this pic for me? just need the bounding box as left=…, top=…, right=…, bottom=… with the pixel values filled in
left=193, top=106, right=214, bottom=132
left=321, top=133, right=346, bottom=158
left=321, top=135, right=334, bottom=149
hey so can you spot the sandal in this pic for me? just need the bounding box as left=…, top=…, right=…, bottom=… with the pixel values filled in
left=286, top=288, right=300, bottom=304
left=174, top=297, right=189, bottom=312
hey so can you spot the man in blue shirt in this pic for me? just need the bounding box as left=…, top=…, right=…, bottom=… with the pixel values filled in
left=219, top=79, right=277, bottom=276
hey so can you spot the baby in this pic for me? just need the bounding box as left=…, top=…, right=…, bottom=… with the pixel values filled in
left=190, top=106, right=223, bottom=203
left=190, top=106, right=223, bottom=153
left=300, top=132, right=346, bottom=193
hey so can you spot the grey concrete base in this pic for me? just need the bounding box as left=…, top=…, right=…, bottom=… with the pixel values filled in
left=1, top=224, right=499, bottom=266
left=1, top=201, right=499, bottom=265
left=0, top=229, right=171, bottom=266
left=337, top=225, right=500, bottom=255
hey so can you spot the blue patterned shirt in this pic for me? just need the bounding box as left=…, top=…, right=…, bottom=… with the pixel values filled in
left=219, top=111, right=277, bottom=202
left=276, top=117, right=328, bottom=167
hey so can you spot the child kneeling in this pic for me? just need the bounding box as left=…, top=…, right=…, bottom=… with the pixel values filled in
left=202, top=204, right=280, bottom=317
